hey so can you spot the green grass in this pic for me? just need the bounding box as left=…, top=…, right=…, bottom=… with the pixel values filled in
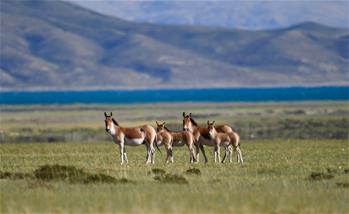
left=1, top=102, right=348, bottom=213
left=1, top=139, right=348, bottom=213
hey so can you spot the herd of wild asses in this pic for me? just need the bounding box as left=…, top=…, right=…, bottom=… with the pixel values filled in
left=104, top=112, right=243, bottom=165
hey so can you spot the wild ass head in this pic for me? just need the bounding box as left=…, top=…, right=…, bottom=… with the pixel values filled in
left=207, top=120, right=216, bottom=136
left=156, top=121, right=167, bottom=132
left=182, top=112, right=197, bottom=132
left=104, top=112, right=118, bottom=135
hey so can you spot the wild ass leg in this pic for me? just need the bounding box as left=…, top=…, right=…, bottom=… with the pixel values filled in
left=165, top=146, right=170, bottom=164
left=123, top=146, right=128, bottom=164
left=150, top=143, right=155, bottom=164
left=214, top=144, right=221, bottom=163
left=119, top=142, right=125, bottom=165
left=145, top=143, right=152, bottom=164
left=150, top=135, right=156, bottom=164
left=229, top=146, right=233, bottom=163
left=221, top=146, right=228, bottom=163
left=191, top=147, right=196, bottom=163
left=169, top=140, right=174, bottom=163
left=235, top=146, right=239, bottom=163
left=195, top=143, right=200, bottom=163
left=199, top=144, right=208, bottom=163
left=236, top=146, right=243, bottom=164
left=214, top=145, right=218, bottom=163
left=169, top=147, right=174, bottom=163
left=165, top=144, right=173, bottom=164
left=188, top=144, right=196, bottom=163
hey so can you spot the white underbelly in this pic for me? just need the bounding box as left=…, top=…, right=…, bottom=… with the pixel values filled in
left=157, top=140, right=163, bottom=146
left=124, top=137, right=144, bottom=146
left=199, top=137, right=215, bottom=146
left=173, top=140, right=185, bottom=147
left=221, top=140, right=230, bottom=147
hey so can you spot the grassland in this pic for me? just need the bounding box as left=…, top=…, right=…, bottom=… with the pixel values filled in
left=0, top=102, right=348, bottom=213
left=1, top=101, right=348, bottom=143
left=1, top=140, right=348, bottom=213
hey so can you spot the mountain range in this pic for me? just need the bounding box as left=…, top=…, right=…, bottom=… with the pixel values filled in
left=65, top=0, right=349, bottom=30
left=1, top=0, right=348, bottom=90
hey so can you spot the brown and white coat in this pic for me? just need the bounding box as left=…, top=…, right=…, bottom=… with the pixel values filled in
left=207, top=121, right=243, bottom=164
left=104, top=112, right=157, bottom=164
left=182, top=112, right=237, bottom=163
left=156, top=121, right=196, bottom=163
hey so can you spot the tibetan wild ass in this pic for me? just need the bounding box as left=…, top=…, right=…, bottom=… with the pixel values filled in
left=207, top=121, right=243, bottom=164
left=182, top=112, right=235, bottom=163
left=156, top=121, right=196, bottom=163
left=104, top=112, right=158, bottom=164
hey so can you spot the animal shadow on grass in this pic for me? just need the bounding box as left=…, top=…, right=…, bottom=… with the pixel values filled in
left=185, top=168, right=201, bottom=176
left=34, top=164, right=86, bottom=182
left=308, top=168, right=349, bottom=182
left=154, top=173, right=189, bottom=184
left=326, top=168, right=349, bottom=175
left=326, top=168, right=340, bottom=174
left=308, top=172, right=334, bottom=181
left=148, top=168, right=188, bottom=184
left=0, top=164, right=133, bottom=185
left=35, top=164, right=132, bottom=184
left=149, top=168, right=166, bottom=175
left=0, top=171, right=34, bottom=180
left=83, top=174, right=132, bottom=184
left=336, top=182, right=349, bottom=188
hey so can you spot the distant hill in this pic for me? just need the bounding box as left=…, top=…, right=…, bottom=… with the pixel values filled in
left=1, top=0, right=348, bottom=90
left=66, top=0, right=349, bottom=30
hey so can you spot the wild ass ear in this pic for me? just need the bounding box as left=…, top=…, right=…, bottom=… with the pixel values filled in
left=156, top=121, right=159, bottom=126
left=212, top=121, right=215, bottom=125
left=189, top=113, right=192, bottom=117
left=207, top=120, right=210, bottom=125
left=110, top=112, right=113, bottom=116
left=104, top=112, right=108, bottom=117
left=182, top=112, right=186, bottom=117
left=162, top=122, right=166, bottom=125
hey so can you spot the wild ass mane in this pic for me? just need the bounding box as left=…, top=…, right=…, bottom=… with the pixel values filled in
left=164, top=126, right=172, bottom=132
left=190, top=118, right=198, bottom=126
left=112, top=118, right=119, bottom=126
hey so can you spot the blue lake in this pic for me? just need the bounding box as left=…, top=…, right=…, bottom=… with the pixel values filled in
left=0, top=86, right=348, bottom=104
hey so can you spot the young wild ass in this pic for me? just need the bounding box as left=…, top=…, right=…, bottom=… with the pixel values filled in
left=182, top=112, right=235, bottom=163
left=207, top=121, right=243, bottom=164
left=156, top=121, right=196, bottom=163
left=104, top=112, right=158, bottom=164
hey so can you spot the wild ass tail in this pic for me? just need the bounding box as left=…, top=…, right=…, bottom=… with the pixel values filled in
left=153, top=134, right=162, bottom=154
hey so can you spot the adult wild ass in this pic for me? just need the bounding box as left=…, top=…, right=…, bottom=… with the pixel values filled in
left=156, top=121, right=196, bottom=163
left=207, top=121, right=243, bottom=164
left=182, top=112, right=235, bottom=163
left=104, top=112, right=157, bottom=164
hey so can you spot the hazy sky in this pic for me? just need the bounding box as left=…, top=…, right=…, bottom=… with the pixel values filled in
left=64, top=0, right=349, bottom=29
